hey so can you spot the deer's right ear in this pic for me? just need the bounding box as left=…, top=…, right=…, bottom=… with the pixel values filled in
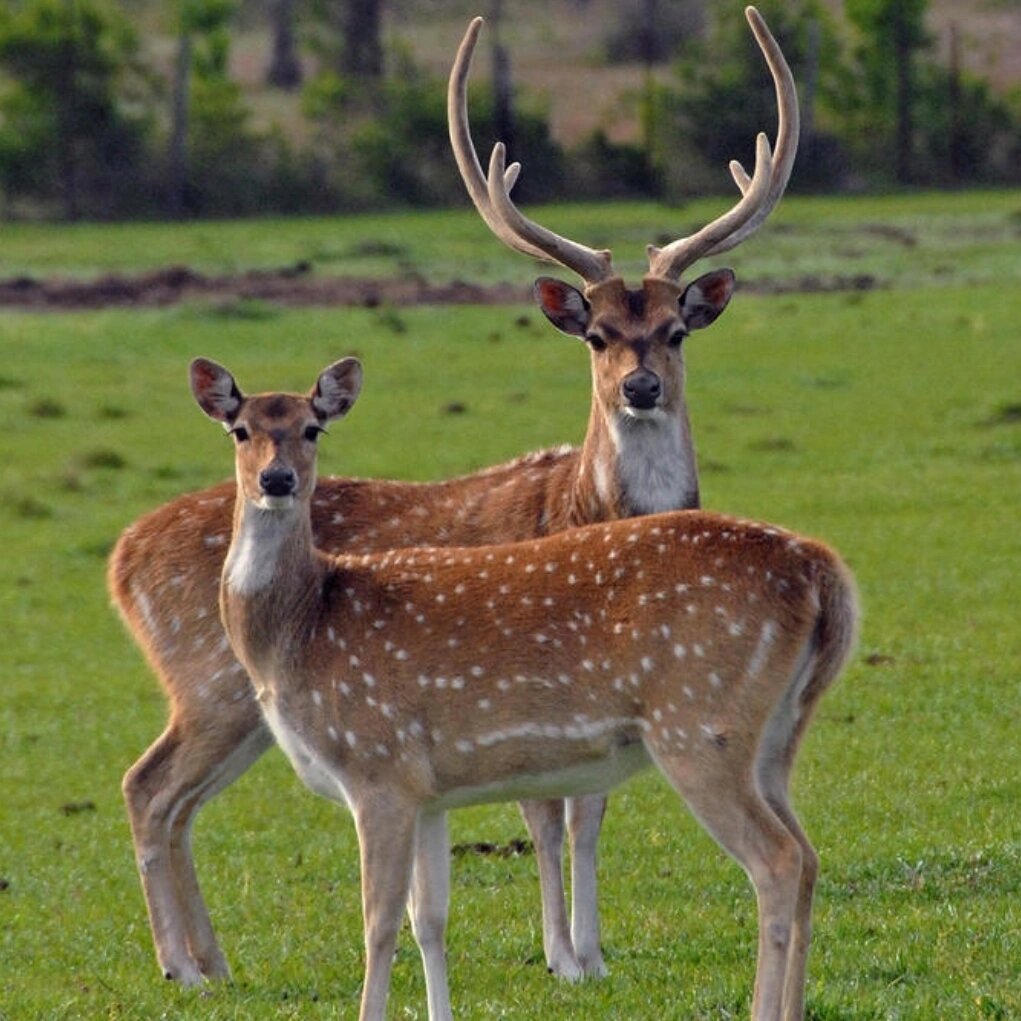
left=312, top=357, right=363, bottom=422
left=190, top=358, right=243, bottom=424
left=533, top=277, right=591, bottom=338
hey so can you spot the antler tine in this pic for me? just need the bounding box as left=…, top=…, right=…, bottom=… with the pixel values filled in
left=447, top=18, right=546, bottom=261
left=448, top=17, right=615, bottom=286
left=647, top=135, right=774, bottom=281
left=704, top=6, right=800, bottom=256
left=646, top=5, right=800, bottom=282
left=487, top=143, right=615, bottom=286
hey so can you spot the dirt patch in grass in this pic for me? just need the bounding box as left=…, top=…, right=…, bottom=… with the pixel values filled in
left=451, top=838, right=533, bottom=858
left=0, top=264, right=883, bottom=311
left=0, top=264, right=528, bottom=310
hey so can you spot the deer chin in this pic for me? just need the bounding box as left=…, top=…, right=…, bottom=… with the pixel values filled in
left=257, top=494, right=297, bottom=511
left=619, top=405, right=667, bottom=423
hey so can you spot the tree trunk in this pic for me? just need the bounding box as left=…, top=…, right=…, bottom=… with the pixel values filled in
left=55, top=31, right=79, bottom=220
left=340, top=0, right=384, bottom=80
left=640, top=0, right=657, bottom=170
left=267, top=0, right=302, bottom=89
left=802, top=19, right=819, bottom=162
left=947, top=22, right=965, bottom=182
left=168, top=31, right=191, bottom=218
left=892, top=9, right=914, bottom=184
left=489, top=0, right=514, bottom=155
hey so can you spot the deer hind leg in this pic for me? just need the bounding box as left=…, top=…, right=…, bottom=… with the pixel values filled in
left=755, top=652, right=826, bottom=1021
left=122, top=700, right=272, bottom=984
left=567, top=793, right=608, bottom=977
left=518, top=798, right=581, bottom=980
left=123, top=724, right=203, bottom=985
left=408, top=810, right=453, bottom=1021
left=653, top=750, right=802, bottom=1021
left=355, top=792, right=419, bottom=1021
left=167, top=717, right=274, bottom=979
left=755, top=757, right=816, bottom=1021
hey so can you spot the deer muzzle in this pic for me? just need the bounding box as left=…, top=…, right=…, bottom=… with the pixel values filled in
left=259, top=466, right=298, bottom=499
left=621, top=369, right=662, bottom=412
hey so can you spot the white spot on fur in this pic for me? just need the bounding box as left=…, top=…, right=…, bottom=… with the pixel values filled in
left=746, top=619, right=777, bottom=679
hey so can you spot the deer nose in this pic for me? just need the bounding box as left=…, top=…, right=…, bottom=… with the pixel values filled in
left=259, top=466, right=297, bottom=497
left=621, top=370, right=661, bottom=410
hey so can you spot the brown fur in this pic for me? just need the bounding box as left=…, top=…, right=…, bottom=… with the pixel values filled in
left=209, top=370, right=857, bottom=1021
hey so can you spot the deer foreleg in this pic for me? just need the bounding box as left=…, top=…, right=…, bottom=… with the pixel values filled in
left=567, top=793, right=608, bottom=978
left=355, top=793, right=418, bottom=1021
left=408, top=809, right=453, bottom=1021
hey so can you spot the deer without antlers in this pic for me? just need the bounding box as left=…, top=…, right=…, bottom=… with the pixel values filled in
left=192, top=355, right=856, bottom=1021
left=109, top=6, right=798, bottom=987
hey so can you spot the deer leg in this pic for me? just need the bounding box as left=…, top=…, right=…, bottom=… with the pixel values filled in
left=123, top=724, right=204, bottom=985
left=566, top=794, right=608, bottom=977
left=408, top=810, right=453, bottom=1021
left=355, top=793, right=418, bottom=1021
left=518, top=798, right=581, bottom=980
left=759, top=784, right=816, bottom=1021
left=122, top=702, right=271, bottom=984
left=655, top=754, right=802, bottom=1021
left=756, top=741, right=817, bottom=1021
left=168, top=720, right=274, bottom=978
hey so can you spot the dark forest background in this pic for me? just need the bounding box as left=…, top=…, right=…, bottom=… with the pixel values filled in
left=1, top=0, right=1020, bottom=220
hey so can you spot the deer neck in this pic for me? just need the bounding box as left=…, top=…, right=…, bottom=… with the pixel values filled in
left=221, top=495, right=324, bottom=678
left=573, top=396, right=700, bottom=520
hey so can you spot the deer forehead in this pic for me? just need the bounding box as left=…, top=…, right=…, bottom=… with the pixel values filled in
left=238, top=394, right=319, bottom=435
left=586, top=277, right=685, bottom=339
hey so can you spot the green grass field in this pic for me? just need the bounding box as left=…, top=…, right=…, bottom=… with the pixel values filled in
left=2, top=190, right=1021, bottom=1020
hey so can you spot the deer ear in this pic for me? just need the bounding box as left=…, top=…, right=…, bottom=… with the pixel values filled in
left=190, top=358, right=243, bottom=424
left=312, top=357, right=363, bottom=421
left=533, top=277, right=591, bottom=337
left=679, top=268, right=735, bottom=331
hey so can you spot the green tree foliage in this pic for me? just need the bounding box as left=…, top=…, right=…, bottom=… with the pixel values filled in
left=659, top=0, right=1021, bottom=192
left=177, top=0, right=254, bottom=212
left=0, top=0, right=152, bottom=218
left=915, top=60, right=1021, bottom=185
left=2, top=1, right=1019, bottom=219
left=840, top=0, right=928, bottom=182
left=835, top=0, right=1021, bottom=185
left=659, top=0, right=844, bottom=196
left=170, top=0, right=332, bottom=216
left=304, top=46, right=563, bottom=209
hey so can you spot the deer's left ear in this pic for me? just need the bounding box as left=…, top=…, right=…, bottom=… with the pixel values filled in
left=312, top=357, right=363, bottom=421
left=679, top=268, right=735, bottom=331
left=190, top=358, right=243, bottom=424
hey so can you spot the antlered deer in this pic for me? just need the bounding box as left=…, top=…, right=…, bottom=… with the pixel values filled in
left=192, top=355, right=856, bottom=1021
left=108, top=6, right=798, bottom=987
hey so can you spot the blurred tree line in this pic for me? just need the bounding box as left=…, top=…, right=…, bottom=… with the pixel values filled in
left=0, top=0, right=1019, bottom=220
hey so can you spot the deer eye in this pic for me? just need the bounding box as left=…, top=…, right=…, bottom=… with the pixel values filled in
left=230, top=425, right=249, bottom=443
left=668, top=329, right=687, bottom=348
left=304, top=424, right=325, bottom=442
left=586, top=334, right=607, bottom=353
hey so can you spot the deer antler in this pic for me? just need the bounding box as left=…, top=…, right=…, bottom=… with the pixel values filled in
left=646, top=6, right=800, bottom=282
left=448, top=17, right=615, bottom=287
